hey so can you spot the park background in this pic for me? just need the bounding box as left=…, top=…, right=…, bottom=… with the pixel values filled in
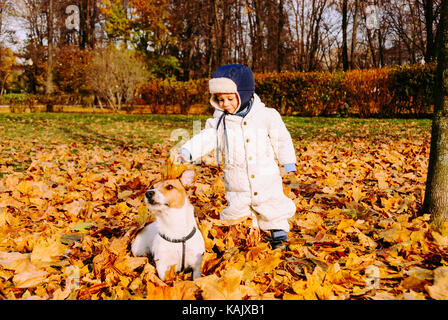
left=0, top=0, right=441, bottom=116
left=1, top=0, right=448, bottom=301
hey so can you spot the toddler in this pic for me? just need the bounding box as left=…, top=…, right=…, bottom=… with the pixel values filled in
left=177, top=64, right=296, bottom=249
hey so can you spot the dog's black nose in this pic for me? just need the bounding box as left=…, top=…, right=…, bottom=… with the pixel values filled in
left=145, top=190, right=155, bottom=201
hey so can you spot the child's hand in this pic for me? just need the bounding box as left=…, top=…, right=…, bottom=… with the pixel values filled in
left=280, top=168, right=296, bottom=180
left=283, top=171, right=296, bottom=179
left=281, top=164, right=296, bottom=177
left=176, top=152, right=188, bottom=164
left=280, top=167, right=296, bottom=177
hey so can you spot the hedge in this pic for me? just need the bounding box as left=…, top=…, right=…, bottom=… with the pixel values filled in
left=137, top=78, right=210, bottom=114
left=137, top=63, right=437, bottom=117
left=1, top=64, right=436, bottom=117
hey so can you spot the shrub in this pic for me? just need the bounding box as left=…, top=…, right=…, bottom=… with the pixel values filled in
left=87, top=47, right=150, bottom=112
left=255, top=71, right=345, bottom=116
left=388, top=64, right=436, bottom=116
left=137, top=64, right=436, bottom=117
left=138, top=78, right=209, bottom=114
left=6, top=64, right=434, bottom=117
left=342, top=68, right=393, bottom=117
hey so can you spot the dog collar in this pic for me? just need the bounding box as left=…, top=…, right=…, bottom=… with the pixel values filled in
left=158, top=227, right=197, bottom=272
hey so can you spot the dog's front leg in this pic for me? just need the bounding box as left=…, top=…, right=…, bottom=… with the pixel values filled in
left=156, top=264, right=169, bottom=282
left=192, top=266, right=202, bottom=280
left=155, top=257, right=177, bottom=282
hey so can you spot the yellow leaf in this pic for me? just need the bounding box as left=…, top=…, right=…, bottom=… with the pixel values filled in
left=295, top=212, right=323, bottom=233
left=134, top=203, right=152, bottom=227
left=109, top=236, right=129, bottom=256
left=62, top=199, right=86, bottom=217
left=116, top=201, right=129, bottom=215
left=325, top=174, right=338, bottom=186
left=336, top=219, right=356, bottom=232
left=283, top=292, right=302, bottom=300
left=0, top=251, right=29, bottom=271
left=195, top=268, right=245, bottom=300
left=13, top=269, right=48, bottom=288
left=351, top=185, right=365, bottom=202
left=146, top=281, right=198, bottom=300
left=118, top=190, right=133, bottom=200
left=345, top=252, right=376, bottom=270
left=355, top=229, right=377, bottom=248
left=432, top=231, right=448, bottom=248
left=0, top=209, right=6, bottom=226
left=255, top=251, right=283, bottom=274
left=52, top=287, right=72, bottom=300
left=378, top=223, right=410, bottom=243
left=30, top=235, right=66, bottom=266
left=163, top=155, right=188, bottom=180
left=16, top=181, right=34, bottom=195
left=114, top=256, right=147, bottom=275
left=426, top=266, right=448, bottom=300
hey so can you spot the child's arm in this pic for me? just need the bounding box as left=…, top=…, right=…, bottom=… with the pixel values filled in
left=178, top=118, right=218, bottom=162
left=267, top=109, right=297, bottom=172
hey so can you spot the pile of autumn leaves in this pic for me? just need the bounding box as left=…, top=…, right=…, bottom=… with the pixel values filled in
left=1, top=132, right=448, bottom=300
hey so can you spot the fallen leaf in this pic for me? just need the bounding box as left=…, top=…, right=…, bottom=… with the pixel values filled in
left=13, top=270, right=48, bottom=288
left=426, top=266, right=448, bottom=300
left=30, top=234, right=66, bottom=266
left=195, top=268, right=246, bottom=300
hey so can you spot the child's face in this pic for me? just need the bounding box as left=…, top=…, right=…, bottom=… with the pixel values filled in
left=216, top=93, right=239, bottom=114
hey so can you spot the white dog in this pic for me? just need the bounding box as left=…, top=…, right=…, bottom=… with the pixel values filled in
left=131, top=170, right=205, bottom=280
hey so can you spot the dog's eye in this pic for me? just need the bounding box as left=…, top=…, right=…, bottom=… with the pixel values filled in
left=165, top=184, right=174, bottom=190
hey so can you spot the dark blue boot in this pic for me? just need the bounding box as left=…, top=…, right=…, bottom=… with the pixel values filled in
left=269, top=229, right=288, bottom=250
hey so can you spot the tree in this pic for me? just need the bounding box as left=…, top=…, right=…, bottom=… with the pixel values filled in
left=423, top=0, right=442, bottom=63
left=341, top=0, right=349, bottom=71
left=350, top=0, right=359, bottom=69
left=79, top=0, right=99, bottom=49
left=0, top=46, right=15, bottom=94
left=54, top=46, right=92, bottom=94
left=102, top=0, right=179, bottom=79
left=422, top=0, right=448, bottom=227
left=46, top=0, right=53, bottom=96
left=87, top=47, right=150, bottom=112
left=45, top=0, right=55, bottom=112
left=287, top=0, right=330, bottom=71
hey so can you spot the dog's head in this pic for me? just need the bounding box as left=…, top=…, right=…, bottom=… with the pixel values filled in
left=145, top=169, right=195, bottom=210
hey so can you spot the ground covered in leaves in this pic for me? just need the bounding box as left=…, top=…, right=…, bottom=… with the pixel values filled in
left=1, top=113, right=448, bottom=300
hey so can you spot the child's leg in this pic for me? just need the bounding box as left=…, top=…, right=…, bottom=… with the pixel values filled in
left=252, top=193, right=296, bottom=249
left=220, top=191, right=258, bottom=227
left=253, top=194, right=296, bottom=233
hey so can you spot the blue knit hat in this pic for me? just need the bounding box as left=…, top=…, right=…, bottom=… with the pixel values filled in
left=209, top=64, right=255, bottom=113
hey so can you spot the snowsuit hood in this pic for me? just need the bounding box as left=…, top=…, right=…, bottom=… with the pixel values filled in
left=209, top=64, right=255, bottom=113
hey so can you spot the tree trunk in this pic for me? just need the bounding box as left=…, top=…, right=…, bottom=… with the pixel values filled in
left=422, top=0, right=448, bottom=227
left=276, top=0, right=285, bottom=72
left=342, top=0, right=349, bottom=71
left=366, top=28, right=377, bottom=68
left=424, top=0, right=435, bottom=62
left=350, top=0, right=359, bottom=69
left=46, top=0, right=54, bottom=112
left=377, top=28, right=385, bottom=67
left=254, top=0, right=264, bottom=72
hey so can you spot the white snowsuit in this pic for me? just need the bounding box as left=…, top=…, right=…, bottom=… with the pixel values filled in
left=182, top=94, right=297, bottom=232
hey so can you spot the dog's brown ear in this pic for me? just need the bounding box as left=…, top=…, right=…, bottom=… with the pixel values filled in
left=180, top=169, right=195, bottom=187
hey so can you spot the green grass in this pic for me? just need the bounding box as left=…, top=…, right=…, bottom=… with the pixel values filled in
left=284, top=116, right=431, bottom=141
left=0, top=113, right=432, bottom=149
left=0, top=113, right=210, bottom=148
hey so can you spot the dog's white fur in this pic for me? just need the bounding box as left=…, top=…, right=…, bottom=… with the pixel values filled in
left=131, top=170, right=205, bottom=280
